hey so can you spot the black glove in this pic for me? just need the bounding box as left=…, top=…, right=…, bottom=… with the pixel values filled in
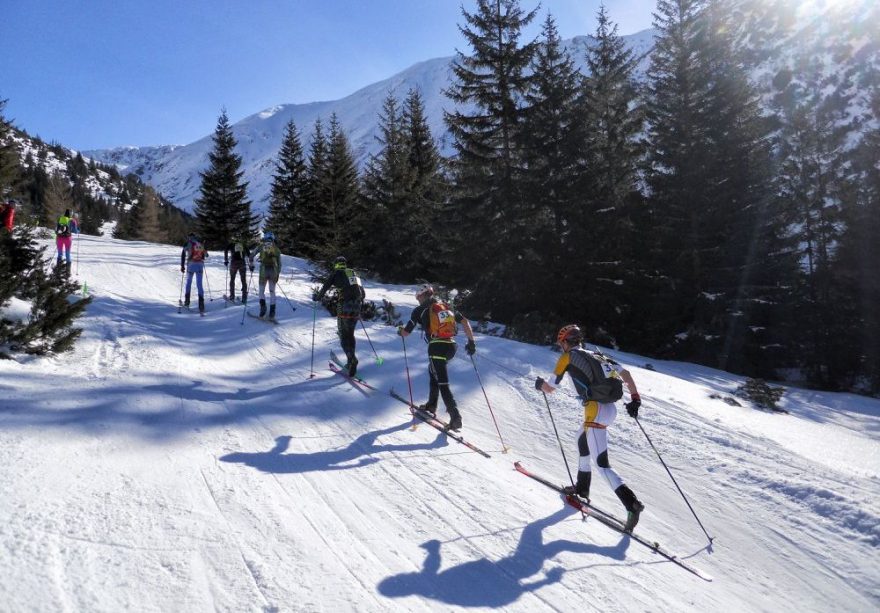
left=626, top=394, right=641, bottom=419
left=465, top=340, right=476, bottom=356
left=535, top=376, right=545, bottom=391
left=249, top=266, right=255, bottom=272
left=180, top=265, right=185, bottom=273
left=224, top=260, right=229, bottom=267
left=312, top=291, right=321, bottom=302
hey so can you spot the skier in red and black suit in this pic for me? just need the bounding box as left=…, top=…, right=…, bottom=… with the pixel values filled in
left=397, top=285, right=476, bottom=431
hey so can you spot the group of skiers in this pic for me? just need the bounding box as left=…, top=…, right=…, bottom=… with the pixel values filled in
left=177, top=231, right=646, bottom=531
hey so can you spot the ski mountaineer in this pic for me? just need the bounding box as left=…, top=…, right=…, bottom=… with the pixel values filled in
left=397, top=285, right=476, bottom=431
left=180, top=232, right=209, bottom=313
left=55, top=208, right=80, bottom=266
left=313, top=255, right=365, bottom=377
left=224, top=236, right=255, bottom=303
left=257, top=232, right=282, bottom=319
left=0, top=199, right=16, bottom=233
left=534, top=324, right=645, bottom=532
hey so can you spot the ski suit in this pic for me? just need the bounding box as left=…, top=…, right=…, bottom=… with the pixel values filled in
left=1, top=201, right=15, bottom=233
left=257, top=242, right=281, bottom=309
left=553, top=346, right=641, bottom=511
left=316, top=266, right=365, bottom=367
left=55, top=213, right=79, bottom=264
left=180, top=238, right=209, bottom=311
left=224, top=241, right=255, bottom=302
left=401, top=300, right=471, bottom=423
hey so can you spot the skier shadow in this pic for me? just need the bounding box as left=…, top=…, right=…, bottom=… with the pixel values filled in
left=378, top=506, right=631, bottom=608
left=219, top=421, right=448, bottom=474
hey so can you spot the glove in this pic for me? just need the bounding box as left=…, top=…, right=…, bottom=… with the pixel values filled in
left=224, top=261, right=229, bottom=267
left=397, top=325, right=405, bottom=336
left=180, top=266, right=185, bottom=273
left=312, top=291, right=321, bottom=302
left=465, top=340, right=476, bottom=356
left=535, top=376, right=545, bottom=391
left=249, top=266, right=255, bottom=272
left=626, top=394, right=641, bottom=419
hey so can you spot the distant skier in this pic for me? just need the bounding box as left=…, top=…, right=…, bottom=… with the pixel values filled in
left=180, top=232, right=209, bottom=313
left=224, top=235, right=255, bottom=303
left=55, top=208, right=80, bottom=266
left=257, top=232, right=281, bottom=320
left=534, top=324, right=645, bottom=532
left=314, top=255, right=365, bottom=376
left=0, top=199, right=16, bottom=233
left=397, top=285, right=476, bottom=431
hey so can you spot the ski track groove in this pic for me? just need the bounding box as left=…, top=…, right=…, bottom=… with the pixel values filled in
left=198, top=467, right=272, bottom=610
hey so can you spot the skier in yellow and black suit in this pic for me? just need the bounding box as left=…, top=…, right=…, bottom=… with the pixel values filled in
left=314, top=256, right=366, bottom=376
left=535, top=324, right=645, bottom=532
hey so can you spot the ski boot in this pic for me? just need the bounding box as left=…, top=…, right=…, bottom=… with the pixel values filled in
left=417, top=403, right=437, bottom=418
left=347, top=356, right=359, bottom=377
left=259, top=299, right=267, bottom=318
left=446, top=407, right=462, bottom=431
left=198, top=296, right=205, bottom=314
left=269, top=303, right=276, bottom=320
left=183, top=293, right=191, bottom=308
left=615, top=484, right=644, bottom=533
left=562, top=471, right=592, bottom=500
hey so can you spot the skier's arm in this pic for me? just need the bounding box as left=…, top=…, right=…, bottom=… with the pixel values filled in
left=619, top=368, right=639, bottom=397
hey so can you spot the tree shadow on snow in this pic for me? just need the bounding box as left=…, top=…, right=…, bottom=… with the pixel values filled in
left=377, top=506, right=631, bottom=608
left=219, top=421, right=449, bottom=474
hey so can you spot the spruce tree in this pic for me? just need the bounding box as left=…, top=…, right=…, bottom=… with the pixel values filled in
left=575, top=5, right=647, bottom=345
left=444, top=0, right=538, bottom=308
left=322, top=114, right=362, bottom=263
left=512, top=13, right=583, bottom=328
left=266, top=119, right=308, bottom=255
left=360, top=92, right=413, bottom=277
left=401, top=88, right=449, bottom=280
left=192, top=109, right=258, bottom=249
left=298, top=118, right=330, bottom=260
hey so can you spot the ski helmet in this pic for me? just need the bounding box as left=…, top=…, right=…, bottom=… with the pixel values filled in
left=557, top=324, right=583, bottom=346
left=263, top=231, right=275, bottom=242
left=334, top=255, right=347, bottom=269
left=415, top=284, right=434, bottom=304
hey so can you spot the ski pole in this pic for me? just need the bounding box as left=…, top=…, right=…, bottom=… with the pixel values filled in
left=634, top=416, right=714, bottom=543
left=75, top=232, right=80, bottom=276
left=309, top=299, right=317, bottom=378
left=241, top=267, right=256, bottom=325
left=400, top=334, right=416, bottom=418
left=204, top=265, right=214, bottom=301
left=224, top=259, right=229, bottom=306
left=177, top=269, right=185, bottom=313
left=275, top=279, right=298, bottom=313
left=540, top=390, right=585, bottom=519
left=358, top=318, right=383, bottom=365
left=470, top=355, right=509, bottom=452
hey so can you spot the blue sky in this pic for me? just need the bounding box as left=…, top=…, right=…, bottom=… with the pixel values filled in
left=1, top=1, right=653, bottom=150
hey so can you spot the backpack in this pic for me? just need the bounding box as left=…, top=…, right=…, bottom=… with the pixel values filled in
left=57, top=223, right=71, bottom=238
left=189, top=240, right=206, bottom=262
left=428, top=301, right=458, bottom=339
left=578, top=349, right=624, bottom=403
left=261, top=244, right=279, bottom=269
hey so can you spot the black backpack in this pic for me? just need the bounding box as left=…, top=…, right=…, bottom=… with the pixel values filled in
left=576, top=348, right=624, bottom=403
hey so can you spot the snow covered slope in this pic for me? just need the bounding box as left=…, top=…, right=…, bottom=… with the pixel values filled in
left=1, top=234, right=878, bottom=612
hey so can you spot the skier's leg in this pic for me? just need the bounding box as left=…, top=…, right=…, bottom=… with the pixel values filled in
left=184, top=268, right=194, bottom=306
left=572, top=429, right=592, bottom=498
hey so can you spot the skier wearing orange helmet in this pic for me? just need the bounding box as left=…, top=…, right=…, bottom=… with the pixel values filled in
left=535, top=324, right=645, bottom=532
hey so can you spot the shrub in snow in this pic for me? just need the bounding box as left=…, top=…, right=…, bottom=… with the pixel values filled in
left=735, top=378, right=785, bottom=412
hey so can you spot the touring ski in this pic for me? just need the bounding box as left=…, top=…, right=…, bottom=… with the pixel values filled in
left=513, top=461, right=713, bottom=581
left=328, top=351, right=376, bottom=390
left=246, top=311, right=279, bottom=325
left=389, top=390, right=490, bottom=458
left=328, top=360, right=377, bottom=391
